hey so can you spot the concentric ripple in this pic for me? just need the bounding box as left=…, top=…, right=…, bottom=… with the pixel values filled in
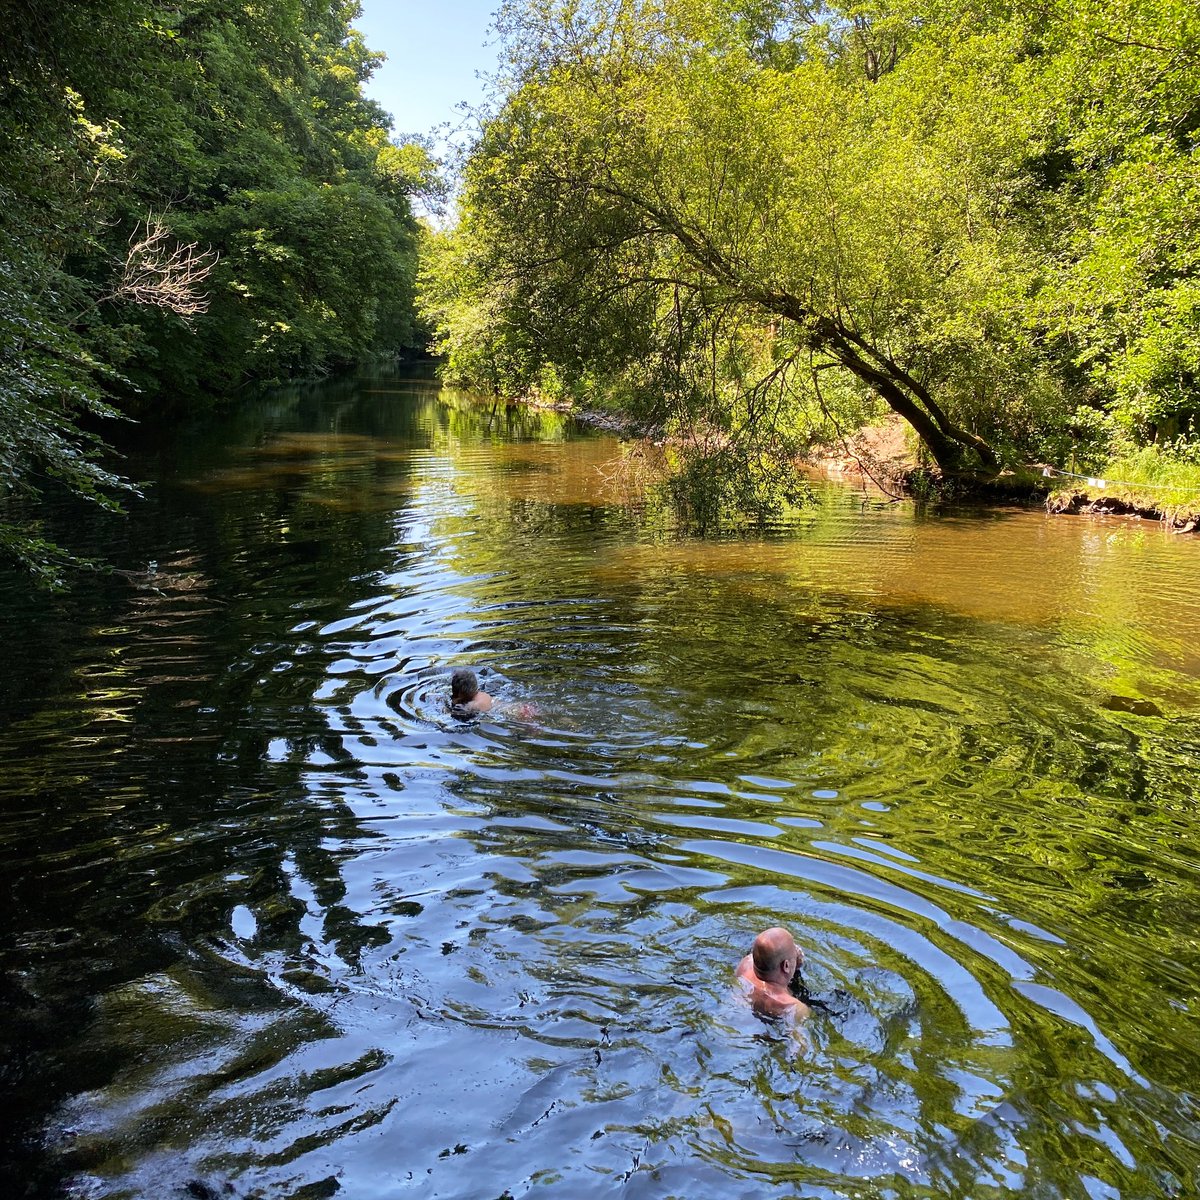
left=2, top=375, right=1199, bottom=1199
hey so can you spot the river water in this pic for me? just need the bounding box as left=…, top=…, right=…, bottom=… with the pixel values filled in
left=2, top=370, right=1199, bottom=1199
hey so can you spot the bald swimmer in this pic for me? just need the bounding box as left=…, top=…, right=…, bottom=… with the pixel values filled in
left=736, top=927, right=812, bottom=1021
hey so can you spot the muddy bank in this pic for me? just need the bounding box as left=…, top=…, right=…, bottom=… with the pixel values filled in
left=731, top=417, right=1200, bottom=534
left=1043, top=489, right=1199, bottom=532
left=821, top=446, right=1200, bottom=533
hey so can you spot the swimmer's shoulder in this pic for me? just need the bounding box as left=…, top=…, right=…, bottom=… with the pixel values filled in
left=734, top=969, right=808, bottom=1020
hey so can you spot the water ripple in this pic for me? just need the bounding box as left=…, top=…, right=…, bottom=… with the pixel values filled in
left=3, top=382, right=1200, bottom=1199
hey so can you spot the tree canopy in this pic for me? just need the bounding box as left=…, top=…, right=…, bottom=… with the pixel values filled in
left=1, top=0, right=435, bottom=582
left=421, top=0, right=1200, bottom=505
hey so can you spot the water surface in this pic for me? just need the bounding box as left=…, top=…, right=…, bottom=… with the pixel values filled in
left=2, top=371, right=1199, bottom=1199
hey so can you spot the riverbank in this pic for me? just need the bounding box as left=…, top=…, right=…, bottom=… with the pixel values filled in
left=531, top=396, right=1200, bottom=532
left=1045, top=488, right=1199, bottom=531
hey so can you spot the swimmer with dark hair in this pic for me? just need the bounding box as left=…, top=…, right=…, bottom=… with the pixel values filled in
left=736, top=927, right=812, bottom=1022
left=450, top=668, right=493, bottom=716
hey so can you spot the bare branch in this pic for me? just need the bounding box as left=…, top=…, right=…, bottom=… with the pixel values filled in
left=108, top=216, right=219, bottom=321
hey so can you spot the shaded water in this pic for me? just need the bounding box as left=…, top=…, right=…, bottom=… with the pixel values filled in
left=2, top=370, right=1200, bottom=1199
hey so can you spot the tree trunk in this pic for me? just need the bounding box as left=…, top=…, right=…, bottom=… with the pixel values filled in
left=831, top=341, right=971, bottom=473
left=765, top=297, right=999, bottom=475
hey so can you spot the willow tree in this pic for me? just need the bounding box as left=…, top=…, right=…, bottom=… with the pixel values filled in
left=423, top=0, right=1068, bottom=476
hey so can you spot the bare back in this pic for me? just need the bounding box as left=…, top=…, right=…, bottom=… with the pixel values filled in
left=736, top=953, right=811, bottom=1021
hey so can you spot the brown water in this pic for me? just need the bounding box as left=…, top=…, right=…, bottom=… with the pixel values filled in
left=2, top=369, right=1199, bottom=1199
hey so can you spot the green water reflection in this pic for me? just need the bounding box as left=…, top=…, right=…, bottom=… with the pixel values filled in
left=1, top=369, right=1199, bottom=1199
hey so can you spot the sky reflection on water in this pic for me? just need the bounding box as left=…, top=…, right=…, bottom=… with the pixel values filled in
left=2, top=372, right=1199, bottom=1199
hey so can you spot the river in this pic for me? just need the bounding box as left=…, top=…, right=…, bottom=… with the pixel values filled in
left=2, top=368, right=1199, bottom=1199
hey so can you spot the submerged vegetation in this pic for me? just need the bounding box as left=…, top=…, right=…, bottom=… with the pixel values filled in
left=1, top=0, right=436, bottom=581
left=420, top=0, right=1200, bottom=518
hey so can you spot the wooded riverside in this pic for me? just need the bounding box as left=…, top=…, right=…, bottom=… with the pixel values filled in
left=421, top=0, right=1200, bottom=519
left=1, top=0, right=436, bottom=583
left=5, top=6, right=1200, bottom=1198
left=4, top=0, right=1200, bottom=580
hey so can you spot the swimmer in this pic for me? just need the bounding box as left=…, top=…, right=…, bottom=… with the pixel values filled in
left=736, top=927, right=812, bottom=1022
left=450, top=668, right=493, bottom=716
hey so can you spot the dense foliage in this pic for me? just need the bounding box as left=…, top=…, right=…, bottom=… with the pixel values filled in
left=421, top=0, right=1200, bottom=507
left=1, top=0, right=434, bottom=582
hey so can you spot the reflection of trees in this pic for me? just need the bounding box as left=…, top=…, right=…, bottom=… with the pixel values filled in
left=0, top=380, right=431, bottom=1194
left=431, top=477, right=1200, bottom=1170
left=435, top=389, right=573, bottom=444
left=4, top=374, right=1198, bottom=1195
left=443, top=476, right=1197, bottom=894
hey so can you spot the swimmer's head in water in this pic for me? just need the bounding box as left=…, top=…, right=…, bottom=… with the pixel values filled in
left=751, top=926, right=803, bottom=985
left=450, top=668, right=478, bottom=704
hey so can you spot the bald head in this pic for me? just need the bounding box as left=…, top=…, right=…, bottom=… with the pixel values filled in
left=751, top=927, right=802, bottom=982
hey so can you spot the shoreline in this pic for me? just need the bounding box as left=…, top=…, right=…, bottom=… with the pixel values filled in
left=522, top=394, right=1200, bottom=533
